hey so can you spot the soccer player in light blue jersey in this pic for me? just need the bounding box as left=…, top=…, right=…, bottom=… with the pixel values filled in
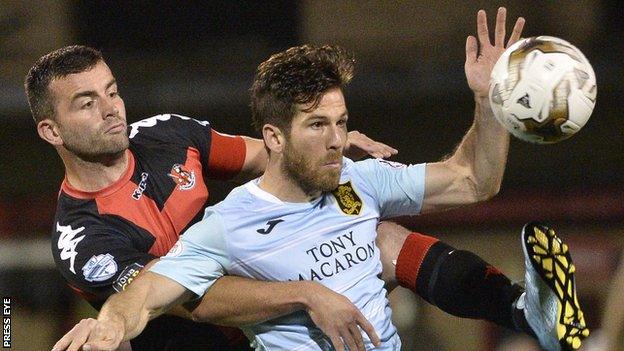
left=53, top=8, right=588, bottom=351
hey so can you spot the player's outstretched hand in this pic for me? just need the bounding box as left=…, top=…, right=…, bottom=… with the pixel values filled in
left=465, top=7, right=525, bottom=98
left=51, top=318, right=124, bottom=351
left=345, top=130, right=398, bottom=160
left=305, top=283, right=381, bottom=351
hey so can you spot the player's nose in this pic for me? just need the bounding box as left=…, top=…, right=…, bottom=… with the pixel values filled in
left=101, top=95, right=120, bottom=120
left=327, top=125, right=345, bottom=150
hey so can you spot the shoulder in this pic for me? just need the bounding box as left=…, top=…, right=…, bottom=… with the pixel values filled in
left=128, top=114, right=212, bottom=140
left=211, top=182, right=256, bottom=214
left=54, top=194, right=101, bottom=236
left=52, top=192, right=141, bottom=249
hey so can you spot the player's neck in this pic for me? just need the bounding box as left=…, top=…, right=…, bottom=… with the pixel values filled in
left=259, top=162, right=321, bottom=203
left=61, top=149, right=130, bottom=192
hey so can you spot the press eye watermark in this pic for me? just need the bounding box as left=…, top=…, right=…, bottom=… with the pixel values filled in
left=2, top=297, right=10, bottom=348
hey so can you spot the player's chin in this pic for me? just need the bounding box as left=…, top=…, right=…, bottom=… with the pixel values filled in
left=318, top=173, right=341, bottom=192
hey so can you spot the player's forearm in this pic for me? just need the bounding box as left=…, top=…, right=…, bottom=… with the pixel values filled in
left=191, top=276, right=316, bottom=326
left=452, top=96, right=509, bottom=200
left=97, top=284, right=153, bottom=341
left=98, top=272, right=182, bottom=341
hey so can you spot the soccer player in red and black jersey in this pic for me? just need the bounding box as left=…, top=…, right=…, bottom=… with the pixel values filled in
left=25, top=45, right=401, bottom=350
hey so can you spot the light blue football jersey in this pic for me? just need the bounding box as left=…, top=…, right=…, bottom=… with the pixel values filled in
left=152, top=158, right=426, bottom=350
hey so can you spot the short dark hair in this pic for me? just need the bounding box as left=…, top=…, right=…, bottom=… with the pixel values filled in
left=24, top=45, right=104, bottom=123
left=250, top=45, right=355, bottom=134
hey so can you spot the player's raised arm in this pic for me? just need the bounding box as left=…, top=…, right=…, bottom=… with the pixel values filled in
left=421, top=7, right=525, bottom=212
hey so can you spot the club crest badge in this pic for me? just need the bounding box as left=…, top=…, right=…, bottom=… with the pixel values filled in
left=82, top=253, right=118, bottom=282
left=331, top=181, right=363, bottom=216
left=169, top=164, right=195, bottom=190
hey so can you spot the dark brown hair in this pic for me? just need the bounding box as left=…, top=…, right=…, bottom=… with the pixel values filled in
left=250, top=44, right=355, bottom=134
left=24, top=45, right=104, bottom=123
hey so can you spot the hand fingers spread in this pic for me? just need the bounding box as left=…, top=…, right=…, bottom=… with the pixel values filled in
left=67, top=336, right=89, bottom=351
left=507, top=17, right=526, bottom=46
left=339, top=326, right=360, bottom=351
left=348, top=323, right=366, bottom=351
left=357, top=314, right=381, bottom=347
left=476, top=9, right=490, bottom=47
left=52, top=320, right=96, bottom=351
left=52, top=334, right=75, bottom=351
left=327, top=332, right=345, bottom=351
left=465, top=36, right=478, bottom=63
left=494, top=7, right=507, bottom=47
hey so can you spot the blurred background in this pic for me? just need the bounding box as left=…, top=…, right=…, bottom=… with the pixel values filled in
left=0, top=1, right=622, bottom=350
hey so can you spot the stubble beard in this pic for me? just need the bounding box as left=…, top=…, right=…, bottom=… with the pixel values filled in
left=282, top=142, right=342, bottom=197
left=61, top=122, right=129, bottom=163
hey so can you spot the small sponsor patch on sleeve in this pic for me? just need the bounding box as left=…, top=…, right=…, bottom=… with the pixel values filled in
left=113, top=262, right=145, bottom=292
left=82, top=253, right=118, bottom=282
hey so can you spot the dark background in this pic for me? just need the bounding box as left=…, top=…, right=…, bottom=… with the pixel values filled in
left=0, top=1, right=622, bottom=350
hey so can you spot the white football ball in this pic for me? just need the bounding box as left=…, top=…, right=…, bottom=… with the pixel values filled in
left=489, top=36, right=597, bottom=144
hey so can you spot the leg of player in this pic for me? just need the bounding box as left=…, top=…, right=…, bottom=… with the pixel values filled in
left=378, top=221, right=588, bottom=351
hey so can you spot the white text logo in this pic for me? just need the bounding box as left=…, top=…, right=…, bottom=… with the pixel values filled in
left=56, top=223, right=86, bottom=274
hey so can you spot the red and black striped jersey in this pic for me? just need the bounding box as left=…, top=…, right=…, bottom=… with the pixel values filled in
left=52, top=114, right=246, bottom=304
left=50, top=114, right=249, bottom=350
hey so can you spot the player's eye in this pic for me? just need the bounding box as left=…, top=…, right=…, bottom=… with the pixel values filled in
left=310, top=121, right=323, bottom=129
left=109, top=91, right=118, bottom=98
left=82, top=100, right=94, bottom=109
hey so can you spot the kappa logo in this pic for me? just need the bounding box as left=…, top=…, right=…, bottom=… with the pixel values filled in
left=256, top=219, right=284, bottom=235
left=169, top=164, right=195, bottom=190
left=331, top=181, right=363, bottom=216
left=56, top=222, right=86, bottom=274
left=82, top=253, right=118, bottom=282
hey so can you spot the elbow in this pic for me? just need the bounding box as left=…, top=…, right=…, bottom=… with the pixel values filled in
left=475, top=185, right=499, bottom=202
left=465, top=174, right=501, bottom=203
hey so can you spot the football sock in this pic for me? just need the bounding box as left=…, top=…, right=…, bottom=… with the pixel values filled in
left=395, top=233, right=533, bottom=335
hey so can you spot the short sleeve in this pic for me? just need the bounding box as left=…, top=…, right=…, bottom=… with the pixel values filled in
left=129, top=114, right=246, bottom=181
left=51, top=222, right=155, bottom=307
left=150, top=209, right=229, bottom=297
left=206, top=130, right=246, bottom=180
left=351, top=158, right=426, bottom=218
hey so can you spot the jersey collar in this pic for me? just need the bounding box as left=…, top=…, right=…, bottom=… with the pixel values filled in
left=60, top=149, right=136, bottom=199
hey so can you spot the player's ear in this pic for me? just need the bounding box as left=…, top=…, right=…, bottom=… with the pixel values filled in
left=37, top=118, right=63, bottom=146
left=262, top=123, right=285, bottom=154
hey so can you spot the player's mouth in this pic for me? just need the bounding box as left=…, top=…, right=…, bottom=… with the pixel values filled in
left=323, top=158, right=342, bottom=169
left=105, top=122, right=126, bottom=134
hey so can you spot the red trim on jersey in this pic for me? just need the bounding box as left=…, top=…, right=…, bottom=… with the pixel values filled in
left=161, top=147, right=209, bottom=246
left=61, top=150, right=135, bottom=199
left=92, top=148, right=208, bottom=257
left=208, top=130, right=246, bottom=180
left=395, top=233, right=439, bottom=291
left=95, top=180, right=177, bottom=256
